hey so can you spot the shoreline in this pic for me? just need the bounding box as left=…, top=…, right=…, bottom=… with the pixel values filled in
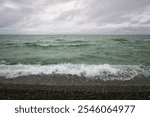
left=0, top=83, right=150, bottom=100
left=0, top=74, right=150, bottom=86
left=0, top=75, right=150, bottom=100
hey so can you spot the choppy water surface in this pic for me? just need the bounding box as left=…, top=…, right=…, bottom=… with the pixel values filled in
left=0, top=35, right=150, bottom=81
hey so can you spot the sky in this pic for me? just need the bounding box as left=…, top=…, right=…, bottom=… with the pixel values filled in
left=0, top=0, right=150, bottom=35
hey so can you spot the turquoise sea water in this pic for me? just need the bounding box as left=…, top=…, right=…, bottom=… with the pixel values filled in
left=0, top=35, right=150, bottom=65
left=0, top=35, right=150, bottom=80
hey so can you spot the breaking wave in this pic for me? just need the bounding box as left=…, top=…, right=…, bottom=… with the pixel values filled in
left=0, top=63, right=149, bottom=81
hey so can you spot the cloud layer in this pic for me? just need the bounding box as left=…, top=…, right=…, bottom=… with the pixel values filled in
left=0, top=0, right=150, bottom=34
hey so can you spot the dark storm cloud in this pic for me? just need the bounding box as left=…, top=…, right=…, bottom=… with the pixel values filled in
left=0, top=0, right=150, bottom=34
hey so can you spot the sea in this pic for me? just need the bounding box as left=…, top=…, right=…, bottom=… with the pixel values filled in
left=0, top=35, right=150, bottom=83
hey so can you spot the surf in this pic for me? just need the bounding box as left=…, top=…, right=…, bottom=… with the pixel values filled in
left=0, top=63, right=149, bottom=80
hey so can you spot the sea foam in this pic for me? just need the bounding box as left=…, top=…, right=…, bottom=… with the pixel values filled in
left=0, top=63, right=149, bottom=80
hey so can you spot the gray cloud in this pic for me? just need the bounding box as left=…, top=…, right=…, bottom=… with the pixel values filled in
left=0, top=0, right=150, bottom=34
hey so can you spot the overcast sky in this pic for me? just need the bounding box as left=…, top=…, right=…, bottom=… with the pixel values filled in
left=0, top=0, right=150, bottom=34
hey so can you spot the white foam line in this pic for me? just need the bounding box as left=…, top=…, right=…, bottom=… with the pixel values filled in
left=0, top=63, right=149, bottom=81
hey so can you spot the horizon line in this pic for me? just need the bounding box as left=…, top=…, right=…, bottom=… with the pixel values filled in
left=0, top=34, right=150, bottom=36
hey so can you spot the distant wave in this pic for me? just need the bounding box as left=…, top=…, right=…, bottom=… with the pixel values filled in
left=67, top=43, right=91, bottom=47
left=113, top=38, right=128, bottom=42
left=3, top=42, right=93, bottom=48
left=0, top=64, right=149, bottom=80
left=56, top=39, right=87, bottom=43
left=24, top=42, right=54, bottom=47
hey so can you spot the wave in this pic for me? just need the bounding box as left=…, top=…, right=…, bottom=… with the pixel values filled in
left=0, top=64, right=149, bottom=80
left=55, top=39, right=87, bottom=43
left=24, top=43, right=91, bottom=47
left=3, top=42, right=92, bottom=48
left=67, top=43, right=91, bottom=47
left=113, top=38, right=128, bottom=42
left=24, top=42, right=54, bottom=47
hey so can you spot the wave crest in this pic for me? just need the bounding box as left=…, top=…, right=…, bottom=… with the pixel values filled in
left=0, top=64, right=149, bottom=80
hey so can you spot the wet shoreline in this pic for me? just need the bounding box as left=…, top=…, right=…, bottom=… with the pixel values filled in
left=0, top=75, right=150, bottom=100
left=0, top=83, right=150, bottom=100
